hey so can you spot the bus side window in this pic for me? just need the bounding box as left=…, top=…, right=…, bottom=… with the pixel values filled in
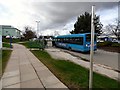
left=79, top=37, right=83, bottom=45
left=58, top=38, right=60, bottom=42
left=71, top=37, right=75, bottom=44
left=61, top=38, right=63, bottom=43
left=74, top=37, right=78, bottom=44
left=67, top=38, right=70, bottom=43
left=64, top=38, right=66, bottom=43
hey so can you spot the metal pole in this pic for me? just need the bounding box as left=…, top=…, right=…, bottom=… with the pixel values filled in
left=10, top=36, right=12, bottom=48
left=36, top=21, right=40, bottom=38
left=89, top=5, right=95, bottom=90
left=0, top=25, right=2, bottom=49
left=118, top=1, right=120, bottom=42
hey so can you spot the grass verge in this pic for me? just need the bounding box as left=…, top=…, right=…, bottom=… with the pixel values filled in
left=2, top=50, right=12, bottom=74
left=31, top=50, right=120, bottom=89
left=3, top=43, right=12, bottom=48
left=97, top=42, right=120, bottom=53
left=20, top=41, right=30, bottom=48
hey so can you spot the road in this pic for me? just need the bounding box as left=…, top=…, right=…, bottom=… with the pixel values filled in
left=46, top=41, right=119, bottom=71
left=62, top=49, right=119, bottom=71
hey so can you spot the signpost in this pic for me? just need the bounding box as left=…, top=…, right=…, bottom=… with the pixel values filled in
left=10, top=36, right=12, bottom=48
left=0, top=25, right=2, bottom=87
left=89, top=5, right=95, bottom=89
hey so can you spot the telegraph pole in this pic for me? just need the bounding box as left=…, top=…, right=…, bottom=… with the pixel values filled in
left=89, top=5, right=95, bottom=90
left=36, top=21, right=40, bottom=38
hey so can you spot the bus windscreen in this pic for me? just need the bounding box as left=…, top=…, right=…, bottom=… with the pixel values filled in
left=86, top=34, right=96, bottom=42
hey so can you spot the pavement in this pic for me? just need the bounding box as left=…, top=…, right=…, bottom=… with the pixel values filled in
left=46, top=48, right=119, bottom=81
left=1, top=44, right=68, bottom=89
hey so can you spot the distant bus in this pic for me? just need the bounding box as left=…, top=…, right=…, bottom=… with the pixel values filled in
left=53, top=33, right=97, bottom=52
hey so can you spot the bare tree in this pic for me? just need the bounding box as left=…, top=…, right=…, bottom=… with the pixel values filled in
left=105, top=19, right=120, bottom=40
left=23, top=26, right=36, bottom=40
left=54, top=30, right=60, bottom=36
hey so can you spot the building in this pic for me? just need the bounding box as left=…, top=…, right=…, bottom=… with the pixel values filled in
left=0, top=26, right=2, bottom=48
left=97, top=34, right=118, bottom=43
left=0, top=25, right=21, bottom=38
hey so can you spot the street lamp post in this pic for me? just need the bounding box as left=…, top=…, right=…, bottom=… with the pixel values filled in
left=36, top=21, right=40, bottom=38
left=89, top=5, right=95, bottom=90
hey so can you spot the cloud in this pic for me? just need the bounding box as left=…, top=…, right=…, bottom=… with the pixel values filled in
left=0, top=0, right=31, bottom=29
left=0, top=1, right=118, bottom=35
left=97, top=6, right=118, bottom=26
left=31, top=2, right=118, bottom=30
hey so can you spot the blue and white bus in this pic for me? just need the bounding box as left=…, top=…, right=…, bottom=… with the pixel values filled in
left=53, top=33, right=97, bottom=52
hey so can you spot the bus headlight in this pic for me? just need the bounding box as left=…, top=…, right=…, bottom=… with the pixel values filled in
left=87, top=44, right=96, bottom=47
left=86, top=44, right=88, bottom=47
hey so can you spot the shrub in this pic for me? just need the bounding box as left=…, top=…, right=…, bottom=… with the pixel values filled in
left=97, top=41, right=112, bottom=47
left=111, top=43, right=120, bottom=47
left=3, top=38, right=20, bottom=43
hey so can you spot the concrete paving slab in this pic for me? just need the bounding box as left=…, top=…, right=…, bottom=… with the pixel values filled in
left=46, top=89, right=68, bottom=90
left=30, top=59, right=41, bottom=64
left=20, top=64, right=33, bottom=69
left=2, top=44, right=68, bottom=89
left=32, top=62, right=44, bottom=68
left=20, top=72, right=38, bottom=82
left=34, top=66, right=48, bottom=72
left=9, top=57, right=18, bottom=60
left=7, top=63, right=19, bottom=67
left=2, top=75, right=20, bottom=87
left=19, top=62, right=30, bottom=65
left=37, top=69, right=53, bottom=79
left=19, top=57, right=28, bottom=60
left=20, top=66, right=35, bottom=74
left=46, top=82, right=68, bottom=88
left=21, top=79, right=44, bottom=88
left=5, top=63, right=19, bottom=68
left=19, top=60, right=29, bottom=63
left=2, top=70, right=19, bottom=79
left=4, top=66, right=19, bottom=72
left=20, top=68, right=35, bottom=75
left=4, top=83, right=20, bottom=88
left=8, top=59, right=18, bottom=62
left=41, top=75, right=61, bottom=87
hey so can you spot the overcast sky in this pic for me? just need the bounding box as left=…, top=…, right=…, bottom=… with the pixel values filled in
left=0, top=0, right=119, bottom=35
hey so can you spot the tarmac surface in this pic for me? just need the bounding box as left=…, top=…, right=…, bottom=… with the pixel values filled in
left=64, top=49, right=119, bottom=71
left=1, top=44, right=68, bottom=89
left=47, top=41, right=119, bottom=71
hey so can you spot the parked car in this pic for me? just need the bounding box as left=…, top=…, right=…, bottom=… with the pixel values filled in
left=112, top=39, right=118, bottom=43
left=97, top=39, right=104, bottom=42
